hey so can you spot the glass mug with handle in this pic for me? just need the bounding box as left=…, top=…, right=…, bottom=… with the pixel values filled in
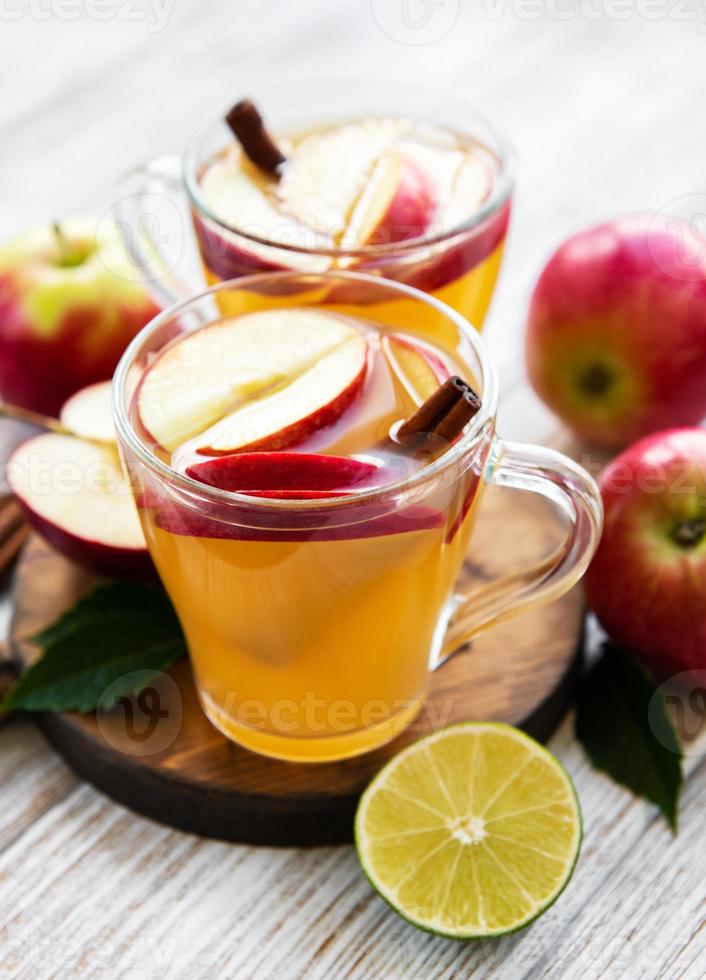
left=115, top=80, right=514, bottom=339
left=113, top=272, right=602, bottom=764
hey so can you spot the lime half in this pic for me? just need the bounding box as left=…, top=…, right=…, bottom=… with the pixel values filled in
left=355, top=723, right=581, bottom=939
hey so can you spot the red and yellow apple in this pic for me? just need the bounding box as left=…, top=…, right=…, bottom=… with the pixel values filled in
left=0, top=217, right=160, bottom=416
left=526, top=214, right=706, bottom=447
left=585, top=427, right=706, bottom=678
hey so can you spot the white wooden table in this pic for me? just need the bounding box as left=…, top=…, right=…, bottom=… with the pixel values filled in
left=1, top=3, right=705, bottom=976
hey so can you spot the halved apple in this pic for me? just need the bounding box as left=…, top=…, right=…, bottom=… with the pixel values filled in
left=137, top=309, right=366, bottom=452
left=60, top=380, right=115, bottom=444
left=186, top=450, right=385, bottom=494
left=195, top=332, right=368, bottom=454
left=8, top=433, right=151, bottom=578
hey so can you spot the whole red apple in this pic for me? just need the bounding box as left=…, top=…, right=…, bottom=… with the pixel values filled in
left=526, top=214, right=706, bottom=447
left=585, top=427, right=706, bottom=678
left=0, top=217, right=160, bottom=415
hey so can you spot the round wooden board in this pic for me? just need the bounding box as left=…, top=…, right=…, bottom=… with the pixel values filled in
left=9, top=486, right=584, bottom=846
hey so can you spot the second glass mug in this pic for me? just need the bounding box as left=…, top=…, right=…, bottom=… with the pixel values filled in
left=115, top=80, right=515, bottom=338
left=113, top=272, right=602, bottom=764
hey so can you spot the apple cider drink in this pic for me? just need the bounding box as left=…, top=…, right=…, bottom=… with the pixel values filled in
left=128, top=304, right=486, bottom=762
left=191, top=100, right=510, bottom=337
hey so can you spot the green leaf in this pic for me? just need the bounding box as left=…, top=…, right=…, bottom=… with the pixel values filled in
left=2, top=582, right=185, bottom=714
left=575, top=643, right=683, bottom=832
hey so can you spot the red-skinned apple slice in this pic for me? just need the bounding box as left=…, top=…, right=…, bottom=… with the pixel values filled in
left=382, top=334, right=451, bottom=402
left=279, top=119, right=408, bottom=237
left=137, top=309, right=365, bottom=452
left=194, top=332, right=368, bottom=455
left=60, top=380, right=115, bottom=444
left=199, top=121, right=430, bottom=278
left=241, top=489, right=347, bottom=499
left=340, top=151, right=436, bottom=248
left=198, top=162, right=332, bottom=275
left=154, top=500, right=443, bottom=542
left=7, top=433, right=151, bottom=578
left=433, top=153, right=492, bottom=235
left=186, top=451, right=384, bottom=493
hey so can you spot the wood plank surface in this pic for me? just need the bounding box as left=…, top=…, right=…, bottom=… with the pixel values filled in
left=1, top=1, right=705, bottom=976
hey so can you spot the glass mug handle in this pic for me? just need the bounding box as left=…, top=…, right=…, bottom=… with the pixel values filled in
left=114, top=155, right=196, bottom=307
left=440, top=438, right=603, bottom=663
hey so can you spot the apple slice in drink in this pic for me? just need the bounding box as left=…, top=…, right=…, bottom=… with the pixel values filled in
left=186, top=451, right=384, bottom=493
left=279, top=119, right=407, bottom=237
left=432, top=153, right=493, bottom=234
left=137, top=309, right=366, bottom=452
left=403, top=153, right=503, bottom=294
left=154, top=497, right=443, bottom=542
left=195, top=332, right=368, bottom=454
left=345, top=150, right=503, bottom=299
left=340, top=151, right=436, bottom=248
left=283, top=122, right=436, bottom=249
left=8, top=434, right=151, bottom=578
left=197, top=163, right=332, bottom=277
left=382, top=335, right=451, bottom=403
left=60, top=380, right=115, bottom=444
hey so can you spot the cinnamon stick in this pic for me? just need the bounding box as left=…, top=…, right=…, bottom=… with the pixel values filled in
left=396, top=376, right=481, bottom=447
left=0, top=523, right=28, bottom=577
left=225, top=99, right=286, bottom=178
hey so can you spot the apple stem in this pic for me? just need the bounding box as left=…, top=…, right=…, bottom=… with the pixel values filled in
left=672, top=518, right=706, bottom=549
left=51, top=222, right=81, bottom=268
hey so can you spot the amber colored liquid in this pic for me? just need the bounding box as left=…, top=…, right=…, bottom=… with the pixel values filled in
left=141, top=499, right=480, bottom=761
left=200, top=239, right=505, bottom=340
left=134, top=317, right=485, bottom=762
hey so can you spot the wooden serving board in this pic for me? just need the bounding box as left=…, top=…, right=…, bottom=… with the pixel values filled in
left=8, top=486, right=584, bottom=846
